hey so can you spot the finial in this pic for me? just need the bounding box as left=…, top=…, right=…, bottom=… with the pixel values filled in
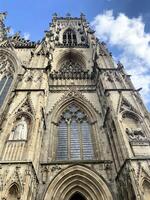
left=66, top=13, right=71, bottom=17
left=0, top=12, right=9, bottom=42
left=80, top=12, right=85, bottom=17
left=80, top=12, right=86, bottom=20
left=13, top=31, right=21, bottom=38
left=52, top=13, right=57, bottom=22
left=117, top=61, right=124, bottom=69
left=0, top=12, right=7, bottom=21
left=52, top=13, right=57, bottom=17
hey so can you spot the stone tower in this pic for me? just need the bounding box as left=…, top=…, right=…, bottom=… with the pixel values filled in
left=0, top=12, right=150, bottom=200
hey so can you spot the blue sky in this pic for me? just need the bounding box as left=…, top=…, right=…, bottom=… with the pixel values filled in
left=1, top=0, right=150, bottom=110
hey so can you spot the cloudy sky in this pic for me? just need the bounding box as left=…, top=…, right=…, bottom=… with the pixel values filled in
left=1, top=0, right=150, bottom=110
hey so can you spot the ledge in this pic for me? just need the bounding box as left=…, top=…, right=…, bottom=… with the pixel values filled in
left=13, top=89, right=45, bottom=94
left=40, top=159, right=113, bottom=165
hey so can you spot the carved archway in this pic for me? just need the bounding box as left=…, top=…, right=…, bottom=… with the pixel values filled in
left=43, top=165, right=113, bottom=200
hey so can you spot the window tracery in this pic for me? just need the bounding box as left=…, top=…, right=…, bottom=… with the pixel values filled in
left=56, top=104, right=95, bottom=160
left=0, top=53, right=14, bottom=108
left=59, top=60, right=83, bottom=73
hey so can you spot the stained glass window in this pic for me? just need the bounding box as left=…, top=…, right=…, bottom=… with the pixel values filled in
left=0, top=54, right=14, bottom=109
left=0, top=75, right=13, bottom=107
left=56, top=104, right=95, bottom=160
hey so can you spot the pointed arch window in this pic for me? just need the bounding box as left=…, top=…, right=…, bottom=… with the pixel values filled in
left=0, top=74, right=13, bottom=107
left=63, top=28, right=77, bottom=46
left=0, top=53, right=15, bottom=108
left=56, top=104, right=95, bottom=160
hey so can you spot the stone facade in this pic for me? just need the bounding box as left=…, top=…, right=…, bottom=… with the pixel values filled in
left=0, top=12, right=150, bottom=200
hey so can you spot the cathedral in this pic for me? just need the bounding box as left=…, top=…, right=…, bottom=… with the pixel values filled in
left=0, top=12, right=150, bottom=200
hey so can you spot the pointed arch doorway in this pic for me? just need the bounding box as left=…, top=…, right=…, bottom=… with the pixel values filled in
left=43, top=165, right=114, bottom=200
left=69, top=192, right=86, bottom=200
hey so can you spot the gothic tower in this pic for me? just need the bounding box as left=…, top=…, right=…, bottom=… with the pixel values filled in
left=0, top=12, right=150, bottom=200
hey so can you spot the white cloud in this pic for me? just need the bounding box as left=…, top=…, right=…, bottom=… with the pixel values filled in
left=23, top=32, right=30, bottom=40
left=91, top=10, right=150, bottom=108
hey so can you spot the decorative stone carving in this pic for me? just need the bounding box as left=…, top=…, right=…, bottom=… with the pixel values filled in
left=9, top=117, right=28, bottom=140
left=51, top=165, right=61, bottom=172
left=24, top=70, right=33, bottom=82
left=104, top=72, right=113, bottom=82
left=50, top=59, right=91, bottom=80
left=0, top=12, right=9, bottom=41
left=42, top=167, right=49, bottom=184
left=14, top=97, right=34, bottom=115
left=0, top=54, right=14, bottom=79
left=126, top=128, right=147, bottom=142
left=120, top=98, right=138, bottom=114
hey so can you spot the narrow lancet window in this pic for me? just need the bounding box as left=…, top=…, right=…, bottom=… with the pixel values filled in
left=0, top=74, right=13, bottom=107
left=0, top=53, right=15, bottom=108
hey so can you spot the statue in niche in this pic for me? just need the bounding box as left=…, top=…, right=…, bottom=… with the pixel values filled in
left=126, top=127, right=147, bottom=141
left=9, top=116, right=28, bottom=140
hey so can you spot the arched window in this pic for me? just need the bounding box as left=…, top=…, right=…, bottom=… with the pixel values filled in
left=69, top=192, right=86, bottom=200
left=63, top=28, right=77, bottom=46
left=56, top=104, right=95, bottom=160
left=0, top=74, right=13, bottom=107
left=0, top=53, right=15, bottom=108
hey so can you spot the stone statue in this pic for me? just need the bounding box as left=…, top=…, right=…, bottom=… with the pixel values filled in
left=126, top=128, right=135, bottom=140
left=126, top=127, right=146, bottom=141
left=10, top=117, right=28, bottom=140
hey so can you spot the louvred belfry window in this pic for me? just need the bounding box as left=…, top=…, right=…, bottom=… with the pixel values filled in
left=63, top=28, right=77, bottom=46
left=56, top=104, right=95, bottom=160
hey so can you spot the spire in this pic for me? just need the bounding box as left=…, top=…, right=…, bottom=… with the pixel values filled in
left=0, top=12, right=9, bottom=41
left=80, top=12, right=86, bottom=21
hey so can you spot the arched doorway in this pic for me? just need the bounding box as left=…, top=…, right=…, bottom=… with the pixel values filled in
left=69, top=192, right=86, bottom=200
left=43, top=165, right=113, bottom=200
